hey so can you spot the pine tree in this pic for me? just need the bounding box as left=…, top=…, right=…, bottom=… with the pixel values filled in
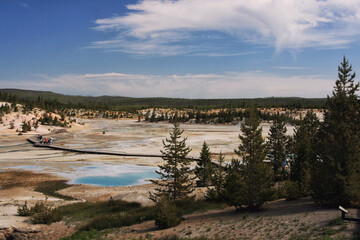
left=150, top=122, right=194, bottom=201
left=289, top=111, right=319, bottom=196
left=267, top=112, right=288, bottom=181
left=225, top=108, right=273, bottom=210
left=195, top=141, right=213, bottom=187
left=21, top=120, right=29, bottom=133
left=312, top=56, right=360, bottom=206
left=206, top=152, right=226, bottom=201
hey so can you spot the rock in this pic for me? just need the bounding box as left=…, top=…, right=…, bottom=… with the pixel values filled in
left=0, top=227, right=40, bottom=240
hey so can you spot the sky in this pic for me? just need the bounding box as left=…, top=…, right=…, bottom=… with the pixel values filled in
left=1, top=0, right=360, bottom=98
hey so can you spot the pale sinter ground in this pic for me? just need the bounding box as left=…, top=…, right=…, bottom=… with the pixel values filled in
left=1, top=110, right=357, bottom=239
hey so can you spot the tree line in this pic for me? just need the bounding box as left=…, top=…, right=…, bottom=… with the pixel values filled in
left=143, top=107, right=302, bottom=125
left=150, top=57, right=360, bottom=228
left=0, top=89, right=326, bottom=113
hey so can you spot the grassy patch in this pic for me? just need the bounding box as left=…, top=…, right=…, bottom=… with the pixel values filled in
left=174, top=199, right=225, bottom=215
left=328, top=217, right=345, bottom=227
left=58, top=200, right=146, bottom=224
left=0, top=171, right=73, bottom=200
left=154, top=235, right=210, bottom=240
left=61, top=229, right=110, bottom=240
left=289, top=233, right=311, bottom=240
left=34, top=180, right=73, bottom=200
left=59, top=199, right=225, bottom=238
left=81, top=205, right=155, bottom=231
left=61, top=230, right=208, bottom=240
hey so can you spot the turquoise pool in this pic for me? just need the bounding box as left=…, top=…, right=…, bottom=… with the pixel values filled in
left=5, top=162, right=159, bottom=187
left=72, top=170, right=158, bottom=186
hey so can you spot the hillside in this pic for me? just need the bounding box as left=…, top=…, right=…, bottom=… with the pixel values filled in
left=0, top=88, right=327, bottom=111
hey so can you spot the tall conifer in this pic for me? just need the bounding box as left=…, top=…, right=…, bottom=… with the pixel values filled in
left=195, top=141, right=213, bottom=187
left=312, top=57, right=360, bottom=206
left=225, top=108, right=273, bottom=209
left=290, top=111, right=319, bottom=196
left=267, top=113, right=288, bottom=181
left=150, top=122, right=194, bottom=201
left=206, top=152, right=226, bottom=201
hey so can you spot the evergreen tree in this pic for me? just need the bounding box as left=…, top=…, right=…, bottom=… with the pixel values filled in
left=150, top=122, right=194, bottom=201
left=312, top=57, right=360, bottom=206
left=32, top=120, right=39, bottom=131
left=154, top=196, right=182, bottom=229
left=21, top=120, right=31, bottom=133
left=206, top=152, right=226, bottom=201
left=145, top=110, right=151, bottom=121
left=289, top=111, right=319, bottom=196
left=9, top=121, right=15, bottom=129
left=225, top=108, right=273, bottom=210
left=150, top=110, right=157, bottom=122
left=11, top=102, right=18, bottom=112
left=267, top=112, right=288, bottom=181
left=195, top=141, right=213, bottom=187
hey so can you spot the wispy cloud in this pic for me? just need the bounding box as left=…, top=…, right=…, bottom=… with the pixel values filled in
left=273, top=67, right=309, bottom=70
left=91, top=0, right=360, bottom=56
left=18, top=2, right=29, bottom=8
left=0, top=71, right=333, bottom=98
left=193, top=52, right=257, bottom=57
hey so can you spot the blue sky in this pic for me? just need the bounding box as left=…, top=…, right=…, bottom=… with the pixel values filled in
left=1, top=0, right=360, bottom=98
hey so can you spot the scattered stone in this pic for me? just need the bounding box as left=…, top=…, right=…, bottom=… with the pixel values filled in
left=0, top=227, right=40, bottom=240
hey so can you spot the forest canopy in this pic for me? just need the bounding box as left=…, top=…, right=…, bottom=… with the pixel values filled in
left=0, top=88, right=326, bottom=112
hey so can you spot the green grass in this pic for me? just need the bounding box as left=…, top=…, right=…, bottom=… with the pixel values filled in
left=154, top=235, right=210, bottom=240
left=61, top=229, right=110, bottom=240
left=174, top=199, right=226, bottom=215
left=80, top=205, right=155, bottom=231
left=58, top=199, right=225, bottom=239
left=34, top=180, right=73, bottom=200
left=61, top=230, right=212, bottom=240
left=289, top=233, right=311, bottom=240
left=289, top=216, right=353, bottom=240
left=58, top=200, right=144, bottom=223
left=327, top=217, right=345, bottom=227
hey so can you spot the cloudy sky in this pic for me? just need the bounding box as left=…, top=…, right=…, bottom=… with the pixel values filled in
left=1, top=0, right=360, bottom=98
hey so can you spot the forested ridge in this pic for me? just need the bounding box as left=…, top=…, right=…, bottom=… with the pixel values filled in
left=0, top=88, right=326, bottom=112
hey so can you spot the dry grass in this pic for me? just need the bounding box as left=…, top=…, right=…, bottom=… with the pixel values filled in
left=105, top=197, right=358, bottom=240
left=0, top=170, right=62, bottom=189
left=0, top=170, right=72, bottom=199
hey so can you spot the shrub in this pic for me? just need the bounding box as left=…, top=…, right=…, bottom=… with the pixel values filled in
left=285, top=181, right=303, bottom=201
left=21, top=120, right=31, bottom=132
left=155, top=197, right=183, bottom=229
left=29, top=202, right=62, bottom=224
left=271, top=182, right=287, bottom=201
left=17, top=201, right=32, bottom=216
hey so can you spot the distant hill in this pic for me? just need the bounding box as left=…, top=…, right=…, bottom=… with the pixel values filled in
left=0, top=88, right=327, bottom=111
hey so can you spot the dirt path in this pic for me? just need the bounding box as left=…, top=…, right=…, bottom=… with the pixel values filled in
left=107, top=197, right=358, bottom=240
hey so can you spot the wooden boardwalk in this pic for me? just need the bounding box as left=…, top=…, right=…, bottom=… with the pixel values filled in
left=26, top=137, right=198, bottom=160
left=26, top=136, right=228, bottom=170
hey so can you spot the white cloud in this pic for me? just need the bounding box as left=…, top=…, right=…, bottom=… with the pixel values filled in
left=91, top=0, right=360, bottom=55
left=0, top=71, right=333, bottom=98
left=273, top=67, right=309, bottom=70
left=19, top=2, right=29, bottom=8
